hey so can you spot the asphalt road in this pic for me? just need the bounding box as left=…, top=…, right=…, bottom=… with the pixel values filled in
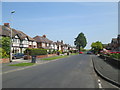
left=3, top=54, right=99, bottom=88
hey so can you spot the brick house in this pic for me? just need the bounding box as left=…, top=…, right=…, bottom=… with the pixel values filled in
left=110, top=35, right=120, bottom=52
left=33, top=35, right=53, bottom=49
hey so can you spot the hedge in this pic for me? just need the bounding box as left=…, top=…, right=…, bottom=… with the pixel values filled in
left=24, top=48, right=47, bottom=56
left=109, top=53, right=120, bottom=60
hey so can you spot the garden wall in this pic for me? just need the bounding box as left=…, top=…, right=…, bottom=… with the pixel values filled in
left=0, top=58, right=10, bottom=63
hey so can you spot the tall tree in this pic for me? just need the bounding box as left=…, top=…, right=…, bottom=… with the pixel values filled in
left=74, top=32, right=87, bottom=51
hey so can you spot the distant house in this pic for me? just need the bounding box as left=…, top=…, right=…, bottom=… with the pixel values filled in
left=0, top=23, right=37, bottom=54
left=56, top=40, right=73, bottom=52
left=33, top=35, right=53, bottom=50
left=109, top=35, right=120, bottom=52
left=117, top=34, right=120, bottom=51
left=111, top=38, right=118, bottom=51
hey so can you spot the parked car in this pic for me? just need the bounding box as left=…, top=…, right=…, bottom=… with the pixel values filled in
left=79, top=51, right=83, bottom=54
left=87, top=51, right=92, bottom=54
left=12, top=53, right=24, bottom=59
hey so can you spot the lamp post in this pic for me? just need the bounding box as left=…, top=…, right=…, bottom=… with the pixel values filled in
left=10, top=10, right=15, bottom=62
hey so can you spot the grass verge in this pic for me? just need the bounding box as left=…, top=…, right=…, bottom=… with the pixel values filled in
left=41, top=55, right=68, bottom=60
left=70, top=53, right=78, bottom=55
left=9, top=63, right=35, bottom=66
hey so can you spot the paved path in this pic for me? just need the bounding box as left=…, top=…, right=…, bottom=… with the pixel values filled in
left=3, top=54, right=98, bottom=88
left=92, top=55, right=120, bottom=88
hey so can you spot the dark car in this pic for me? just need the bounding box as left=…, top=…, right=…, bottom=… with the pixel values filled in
left=12, top=53, right=24, bottom=59
left=87, top=51, right=92, bottom=54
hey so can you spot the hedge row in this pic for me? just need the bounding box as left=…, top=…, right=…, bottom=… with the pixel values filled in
left=24, top=48, right=47, bottom=56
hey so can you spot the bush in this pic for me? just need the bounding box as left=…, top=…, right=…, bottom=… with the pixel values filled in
left=24, top=48, right=47, bottom=56
left=0, top=48, right=9, bottom=58
left=109, top=53, right=120, bottom=60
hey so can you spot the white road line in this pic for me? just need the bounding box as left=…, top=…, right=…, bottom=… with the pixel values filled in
left=98, top=79, right=103, bottom=88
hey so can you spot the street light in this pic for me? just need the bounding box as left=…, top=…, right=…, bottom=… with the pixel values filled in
left=10, top=10, right=15, bottom=62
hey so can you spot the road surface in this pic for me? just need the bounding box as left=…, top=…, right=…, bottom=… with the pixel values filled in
left=2, top=54, right=116, bottom=88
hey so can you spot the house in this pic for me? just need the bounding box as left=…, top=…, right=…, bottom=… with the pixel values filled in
left=110, top=35, right=120, bottom=52
left=111, top=38, right=118, bottom=51
left=33, top=35, right=53, bottom=50
left=56, top=40, right=63, bottom=52
left=117, top=34, right=120, bottom=51
left=0, top=23, right=37, bottom=54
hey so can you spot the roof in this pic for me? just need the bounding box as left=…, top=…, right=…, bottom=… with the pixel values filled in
left=0, top=25, right=11, bottom=37
left=0, top=25, right=35, bottom=41
left=33, top=35, right=53, bottom=43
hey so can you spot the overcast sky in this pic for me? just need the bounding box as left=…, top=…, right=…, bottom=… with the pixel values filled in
left=2, top=2, right=118, bottom=49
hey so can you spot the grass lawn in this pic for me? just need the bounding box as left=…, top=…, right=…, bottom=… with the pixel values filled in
left=41, top=55, right=68, bottom=60
left=70, top=53, right=78, bottom=55
left=9, top=63, right=35, bottom=66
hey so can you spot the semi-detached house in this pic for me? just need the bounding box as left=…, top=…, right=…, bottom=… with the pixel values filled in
left=0, top=23, right=37, bottom=54
left=33, top=35, right=58, bottom=52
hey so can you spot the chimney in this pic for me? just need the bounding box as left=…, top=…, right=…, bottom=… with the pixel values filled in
left=43, top=35, right=46, bottom=38
left=4, top=23, right=10, bottom=28
left=61, top=40, right=63, bottom=44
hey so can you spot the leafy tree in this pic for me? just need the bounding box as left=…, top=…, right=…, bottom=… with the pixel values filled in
left=74, top=32, right=87, bottom=51
left=0, top=37, right=10, bottom=54
left=91, top=41, right=103, bottom=54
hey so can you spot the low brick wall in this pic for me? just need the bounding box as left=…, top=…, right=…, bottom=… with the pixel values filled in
left=0, top=58, right=10, bottom=63
left=36, top=55, right=48, bottom=58
left=37, top=54, right=57, bottom=58
left=47, top=54, right=57, bottom=57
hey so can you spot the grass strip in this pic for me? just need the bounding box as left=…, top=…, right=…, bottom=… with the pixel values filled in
left=70, top=53, right=78, bottom=55
left=41, top=55, right=68, bottom=60
left=9, top=63, right=35, bottom=66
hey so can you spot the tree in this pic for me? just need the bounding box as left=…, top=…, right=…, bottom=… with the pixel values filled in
left=91, top=41, right=103, bottom=54
left=0, top=37, right=10, bottom=55
left=74, top=32, right=87, bottom=51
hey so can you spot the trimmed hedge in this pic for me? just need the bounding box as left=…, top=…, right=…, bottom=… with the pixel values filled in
left=24, top=48, right=47, bottom=56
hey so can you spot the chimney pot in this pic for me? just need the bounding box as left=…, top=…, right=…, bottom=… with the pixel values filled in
left=43, top=35, right=46, bottom=38
left=4, top=23, right=10, bottom=28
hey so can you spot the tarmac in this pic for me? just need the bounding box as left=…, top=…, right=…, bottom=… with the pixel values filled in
left=1, top=55, right=120, bottom=88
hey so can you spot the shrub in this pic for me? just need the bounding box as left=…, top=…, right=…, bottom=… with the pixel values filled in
left=109, top=53, right=120, bottom=60
left=0, top=48, right=9, bottom=58
left=24, top=48, right=47, bottom=56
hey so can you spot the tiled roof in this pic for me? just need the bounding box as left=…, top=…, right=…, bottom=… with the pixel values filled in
left=0, top=25, right=11, bottom=37
left=33, top=35, right=53, bottom=43
left=0, top=25, right=34, bottom=41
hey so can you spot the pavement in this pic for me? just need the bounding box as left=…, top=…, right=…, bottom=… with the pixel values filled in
left=92, top=55, right=120, bottom=88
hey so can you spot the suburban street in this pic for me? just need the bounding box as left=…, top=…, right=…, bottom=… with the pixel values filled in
left=1, top=2, right=119, bottom=89
left=3, top=54, right=100, bottom=88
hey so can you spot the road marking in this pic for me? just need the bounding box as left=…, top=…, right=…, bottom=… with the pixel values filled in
left=98, top=79, right=103, bottom=88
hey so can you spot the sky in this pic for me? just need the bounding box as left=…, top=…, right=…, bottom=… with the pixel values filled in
left=2, top=2, right=118, bottom=49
